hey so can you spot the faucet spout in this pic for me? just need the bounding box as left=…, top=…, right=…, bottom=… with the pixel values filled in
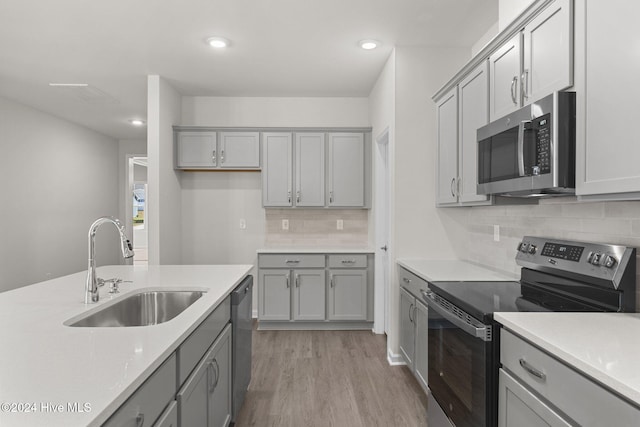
left=85, top=217, right=134, bottom=304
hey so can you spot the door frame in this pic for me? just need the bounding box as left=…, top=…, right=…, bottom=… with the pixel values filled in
left=374, top=127, right=392, bottom=335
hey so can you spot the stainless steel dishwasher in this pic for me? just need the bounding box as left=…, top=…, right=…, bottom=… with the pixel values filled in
left=231, top=275, right=252, bottom=424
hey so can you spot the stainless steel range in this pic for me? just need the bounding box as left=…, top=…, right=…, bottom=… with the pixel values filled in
left=424, top=236, right=637, bottom=427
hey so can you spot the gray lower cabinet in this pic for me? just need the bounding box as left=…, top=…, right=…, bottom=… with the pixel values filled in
left=154, top=401, right=178, bottom=427
left=178, top=324, right=232, bottom=427
left=257, top=252, right=373, bottom=329
left=292, top=269, right=326, bottom=320
left=398, top=266, right=428, bottom=393
left=328, top=270, right=367, bottom=320
left=499, top=329, right=640, bottom=426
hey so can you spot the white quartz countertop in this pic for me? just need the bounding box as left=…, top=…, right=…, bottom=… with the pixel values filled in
left=257, top=247, right=374, bottom=253
left=495, top=312, right=640, bottom=406
left=0, top=264, right=252, bottom=427
left=396, top=259, right=517, bottom=282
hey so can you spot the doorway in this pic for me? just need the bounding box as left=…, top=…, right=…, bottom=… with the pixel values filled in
left=374, top=127, right=391, bottom=335
left=127, top=156, right=148, bottom=265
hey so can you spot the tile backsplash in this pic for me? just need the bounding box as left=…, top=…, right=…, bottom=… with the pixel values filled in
left=441, top=198, right=640, bottom=282
left=264, top=209, right=369, bottom=248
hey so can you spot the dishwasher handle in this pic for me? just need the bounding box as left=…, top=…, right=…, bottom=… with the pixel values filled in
left=231, top=275, right=253, bottom=305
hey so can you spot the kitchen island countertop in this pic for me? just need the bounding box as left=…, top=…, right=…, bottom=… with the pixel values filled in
left=0, top=264, right=252, bottom=427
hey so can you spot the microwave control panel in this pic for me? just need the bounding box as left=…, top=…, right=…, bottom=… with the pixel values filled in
left=534, top=113, right=551, bottom=175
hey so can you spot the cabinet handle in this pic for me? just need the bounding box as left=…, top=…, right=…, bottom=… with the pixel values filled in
left=329, top=191, right=334, bottom=204
left=450, top=178, right=456, bottom=197
left=221, top=149, right=225, bottom=163
left=212, top=149, right=217, bottom=164
left=286, top=274, right=290, bottom=288
left=341, top=259, right=356, bottom=264
left=287, top=191, right=291, bottom=203
left=519, top=358, right=546, bottom=381
left=285, top=259, right=300, bottom=264
left=403, top=277, right=411, bottom=284
left=510, top=76, right=518, bottom=105
left=295, top=274, right=300, bottom=288
left=330, top=275, right=334, bottom=288
left=408, top=303, right=414, bottom=322
left=521, top=69, right=529, bottom=100
left=136, top=413, right=145, bottom=427
left=212, top=359, right=220, bottom=391
left=296, top=191, right=300, bottom=203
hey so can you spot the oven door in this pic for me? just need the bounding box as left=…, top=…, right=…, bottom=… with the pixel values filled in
left=426, top=292, right=493, bottom=427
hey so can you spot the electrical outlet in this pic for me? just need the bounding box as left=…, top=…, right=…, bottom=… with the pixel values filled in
left=337, top=219, right=344, bottom=230
left=239, top=219, right=246, bottom=230
left=493, top=225, right=500, bottom=242
left=282, top=219, right=289, bottom=230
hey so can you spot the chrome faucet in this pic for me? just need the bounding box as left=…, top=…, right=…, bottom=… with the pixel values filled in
left=85, top=217, right=134, bottom=303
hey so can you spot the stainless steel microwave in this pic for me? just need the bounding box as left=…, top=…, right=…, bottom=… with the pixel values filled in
left=477, top=91, right=575, bottom=197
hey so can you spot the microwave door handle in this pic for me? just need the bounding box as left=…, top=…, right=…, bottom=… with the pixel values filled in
left=517, top=120, right=531, bottom=176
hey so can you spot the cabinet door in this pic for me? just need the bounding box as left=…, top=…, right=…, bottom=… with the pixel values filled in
left=458, top=61, right=490, bottom=204
left=258, top=269, right=291, bottom=320
left=292, top=269, right=326, bottom=320
left=177, top=351, right=210, bottom=427
left=328, top=270, right=367, bottom=321
left=490, top=33, right=522, bottom=120
left=414, top=299, right=428, bottom=392
left=576, top=1, right=640, bottom=197
left=522, top=0, right=573, bottom=105
left=209, top=325, right=232, bottom=427
left=218, top=132, right=260, bottom=168
left=436, top=87, right=459, bottom=205
left=399, top=287, right=415, bottom=369
left=498, top=369, right=572, bottom=427
left=327, top=133, right=365, bottom=207
left=177, top=131, right=217, bottom=168
left=262, top=133, right=293, bottom=207
left=154, top=401, right=177, bottom=427
left=295, top=133, right=325, bottom=207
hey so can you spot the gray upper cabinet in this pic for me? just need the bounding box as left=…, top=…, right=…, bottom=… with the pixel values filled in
left=175, top=130, right=260, bottom=170
left=295, top=133, right=325, bottom=207
left=328, top=270, right=367, bottom=321
left=327, top=133, right=365, bottom=207
left=458, top=61, right=491, bottom=205
left=177, top=131, right=217, bottom=168
left=292, top=269, right=326, bottom=321
left=218, top=132, right=260, bottom=168
left=262, top=133, right=293, bottom=207
left=489, top=33, right=522, bottom=121
left=436, top=87, right=459, bottom=206
left=575, top=0, right=640, bottom=199
left=522, top=0, right=573, bottom=105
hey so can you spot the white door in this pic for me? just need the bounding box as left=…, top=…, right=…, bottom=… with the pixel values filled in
left=374, top=128, right=390, bottom=334
left=490, top=33, right=522, bottom=120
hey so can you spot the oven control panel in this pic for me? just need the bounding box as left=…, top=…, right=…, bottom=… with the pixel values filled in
left=515, top=236, right=635, bottom=286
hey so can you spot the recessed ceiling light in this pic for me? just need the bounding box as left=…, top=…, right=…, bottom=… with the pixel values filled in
left=129, top=119, right=145, bottom=126
left=206, top=37, right=230, bottom=48
left=359, top=40, right=380, bottom=50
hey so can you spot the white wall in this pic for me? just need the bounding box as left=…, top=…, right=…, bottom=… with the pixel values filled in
left=0, top=96, right=120, bottom=292
left=147, top=76, right=183, bottom=265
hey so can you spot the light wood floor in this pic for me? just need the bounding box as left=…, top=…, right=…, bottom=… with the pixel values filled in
left=234, top=325, right=428, bottom=427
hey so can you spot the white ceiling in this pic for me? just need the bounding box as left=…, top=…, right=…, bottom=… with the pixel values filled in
left=0, top=0, right=498, bottom=140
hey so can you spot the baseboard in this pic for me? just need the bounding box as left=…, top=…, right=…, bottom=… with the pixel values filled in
left=257, top=320, right=374, bottom=331
left=252, top=309, right=258, bottom=319
left=387, top=348, right=407, bottom=366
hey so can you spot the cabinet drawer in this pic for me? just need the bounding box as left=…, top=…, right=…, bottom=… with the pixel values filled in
left=328, top=254, right=367, bottom=268
left=501, top=329, right=640, bottom=426
left=178, top=296, right=230, bottom=387
left=103, top=353, right=177, bottom=427
left=258, top=254, right=325, bottom=268
left=398, top=267, right=428, bottom=301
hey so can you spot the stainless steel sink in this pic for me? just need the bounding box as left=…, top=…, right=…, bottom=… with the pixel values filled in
left=66, top=290, right=205, bottom=327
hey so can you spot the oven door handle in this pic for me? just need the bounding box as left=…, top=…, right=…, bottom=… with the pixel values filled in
left=426, top=292, right=491, bottom=341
